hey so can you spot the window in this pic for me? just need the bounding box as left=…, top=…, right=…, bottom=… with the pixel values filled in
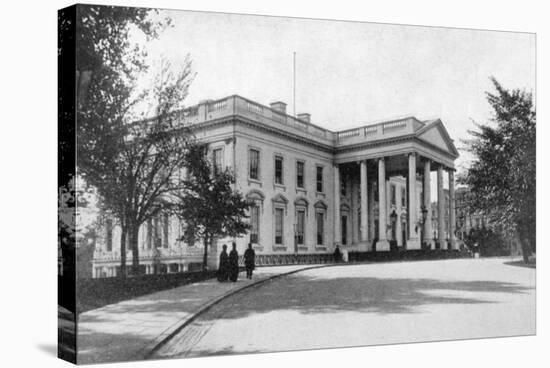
left=316, top=212, right=324, bottom=245
left=296, top=210, right=305, bottom=245
left=162, top=214, right=169, bottom=248
left=341, top=215, right=348, bottom=245
left=390, top=184, right=396, bottom=206
left=275, top=208, right=284, bottom=244
left=401, top=187, right=406, bottom=207
left=212, top=148, right=222, bottom=174
left=341, top=179, right=347, bottom=196
left=249, top=149, right=260, bottom=180
left=316, top=166, right=323, bottom=192
left=296, top=161, right=304, bottom=188
left=184, top=224, right=195, bottom=246
left=105, top=219, right=113, bottom=252
left=250, top=205, right=260, bottom=244
left=275, top=156, right=283, bottom=184
left=154, top=216, right=162, bottom=248
left=147, top=219, right=153, bottom=249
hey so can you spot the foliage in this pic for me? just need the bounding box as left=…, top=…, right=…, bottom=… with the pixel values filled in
left=70, top=4, right=195, bottom=275
left=74, top=5, right=170, bottom=75
left=460, top=77, right=535, bottom=262
left=173, top=143, right=251, bottom=270
left=80, top=59, right=195, bottom=275
left=463, top=227, right=509, bottom=257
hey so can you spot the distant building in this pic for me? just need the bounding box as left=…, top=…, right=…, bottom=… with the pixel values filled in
left=88, top=95, right=459, bottom=277
left=430, top=189, right=449, bottom=246
left=455, top=187, right=489, bottom=238
left=453, top=187, right=520, bottom=255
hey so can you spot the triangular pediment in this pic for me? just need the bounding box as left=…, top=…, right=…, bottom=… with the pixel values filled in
left=416, top=119, right=459, bottom=157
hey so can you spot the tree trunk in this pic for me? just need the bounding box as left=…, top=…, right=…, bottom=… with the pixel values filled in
left=119, top=228, right=127, bottom=278
left=203, top=234, right=209, bottom=271
left=520, top=238, right=531, bottom=263
left=518, top=224, right=531, bottom=263
left=129, top=222, right=141, bottom=275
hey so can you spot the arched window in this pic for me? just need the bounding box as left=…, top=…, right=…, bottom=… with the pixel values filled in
left=314, top=200, right=328, bottom=246
left=294, top=197, right=309, bottom=246
left=246, top=190, right=265, bottom=244
left=272, top=194, right=289, bottom=245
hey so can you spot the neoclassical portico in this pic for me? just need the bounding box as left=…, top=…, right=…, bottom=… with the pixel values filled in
left=334, top=117, right=459, bottom=252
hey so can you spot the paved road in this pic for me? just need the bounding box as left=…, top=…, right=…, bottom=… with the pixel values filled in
left=77, top=264, right=315, bottom=364
left=153, top=258, right=535, bottom=359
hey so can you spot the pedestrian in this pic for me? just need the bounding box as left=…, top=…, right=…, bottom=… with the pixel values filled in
left=217, top=244, right=229, bottom=282
left=244, top=243, right=256, bottom=279
left=228, top=242, right=239, bottom=282
left=333, top=245, right=342, bottom=263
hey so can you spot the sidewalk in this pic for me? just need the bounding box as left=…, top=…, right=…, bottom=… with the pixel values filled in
left=77, top=264, right=324, bottom=364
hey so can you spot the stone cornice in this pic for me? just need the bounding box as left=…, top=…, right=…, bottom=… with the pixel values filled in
left=335, top=134, right=416, bottom=153
left=189, top=115, right=336, bottom=154
left=187, top=113, right=458, bottom=163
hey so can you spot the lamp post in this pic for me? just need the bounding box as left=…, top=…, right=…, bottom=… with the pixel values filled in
left=421, top=205, right=428, bottom=247
left=390, top=210, right=398, bottom=225
left=389, top=210, right=398, bottom=251
left=458, top=212, right=465, bottom=251
left=293, top=223, right=298, bottom=253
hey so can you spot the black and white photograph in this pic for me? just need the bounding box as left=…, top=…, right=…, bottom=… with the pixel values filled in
left=58, top=2, right=538, bottom=365
left=2, top=1, right=547, bottom=367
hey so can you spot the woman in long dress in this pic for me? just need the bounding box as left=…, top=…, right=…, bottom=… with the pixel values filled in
left=228, top=242, right=239, bottom=282
left=217, top=244, right=229, bottom=282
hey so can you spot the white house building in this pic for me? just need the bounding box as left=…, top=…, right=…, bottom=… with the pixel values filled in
left=90, top=95, right=459, bottom=277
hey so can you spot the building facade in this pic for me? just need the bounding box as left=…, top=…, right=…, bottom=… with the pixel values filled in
left=455, top=187, right=489, bottom=240
left=90, top=95, right=459, bottom=277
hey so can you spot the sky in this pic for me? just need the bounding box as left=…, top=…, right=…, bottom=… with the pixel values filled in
left=139, top=9, right=535, bottom=174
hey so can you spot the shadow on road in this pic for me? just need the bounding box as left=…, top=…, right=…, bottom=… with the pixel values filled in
left=503, top=261, right=536, bottom=269
left=197, top=275, right=533, bottom=320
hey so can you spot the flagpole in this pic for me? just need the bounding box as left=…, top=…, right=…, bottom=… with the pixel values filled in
left=293, top=51, right=296, bottom=117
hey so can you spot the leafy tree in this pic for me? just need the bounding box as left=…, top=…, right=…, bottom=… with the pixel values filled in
left=58, top=5, right=163, bottom=277
left=173, top=143, right=251, bottom=270
left=74, top=5, right=171, bottom=105
left=464, top=227, right=508, bottom=257
left=70, top=4, right=195, bottom=276
left=80, top=59, right=194, bottom=276
left=460, top=77, right=535, bottom=262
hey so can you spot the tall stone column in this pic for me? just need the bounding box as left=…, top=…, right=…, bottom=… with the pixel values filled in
left=423, top=160, right=434, bottom=249
left=360, top=160, right=368, bottom=243
left=368, top=179, right=375, bottom=244
left=351, top=179, right=359, bottom=245
left=334, top=163, right=341, bottom=247
left=408, top=153, right=420, bottom=249
left=396, top=215, right=403, bottom=246
left=377, top=158, right=389, bottom=251
left=448, top=169, right=456, bottom=250
left=437, top=165, right=446, bottom=249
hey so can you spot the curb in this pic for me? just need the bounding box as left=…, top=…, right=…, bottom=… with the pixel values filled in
left=142, top=264, right=332, bottom=359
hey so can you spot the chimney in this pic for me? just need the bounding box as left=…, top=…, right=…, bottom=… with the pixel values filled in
left=270, top=101, right=287, bottom=114
left=297, top=113, right=311, bottom=123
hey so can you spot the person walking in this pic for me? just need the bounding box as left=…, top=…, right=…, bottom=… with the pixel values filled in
left=333, top=245, right=342, bottom=263
left=244, top=243, right=256, bottom=279
left=228, top=242, right=239, bottom=282
left=217, top=244, right=229, bottom=282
